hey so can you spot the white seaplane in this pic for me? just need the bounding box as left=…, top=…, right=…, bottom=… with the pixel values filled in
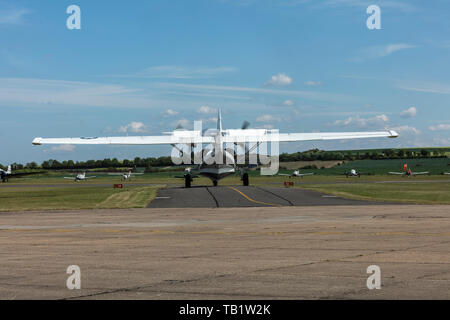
left=33, top=110, right=398, bottom=187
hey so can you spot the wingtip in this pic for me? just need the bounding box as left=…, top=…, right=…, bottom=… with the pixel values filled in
left=388, top=130, right=399, bottom=138
left=32, top=137, right=42, bottom=145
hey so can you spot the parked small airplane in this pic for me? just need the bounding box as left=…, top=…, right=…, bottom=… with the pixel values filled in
left=63, top=172, right=97, bottom=181
left=1, top=165, right=43, bottom=182
left=0, top=165, right=12, bottom=182
left=388, top=164, right=429, bottom=177
left=33, top=110, right=398, bottom=187
left=174, top=168, right=199, bottom=188
left=108, top=170, right=143, bottom=180
left=278, top=170, right=314, bottom=178
left=344, top=169, right=361, bottom=177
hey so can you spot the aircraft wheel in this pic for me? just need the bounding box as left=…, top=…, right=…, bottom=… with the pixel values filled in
left=213, top=180, right=218, bottom=187
left=242, top=173, right=249, bottom=186
left=185, top=175, right=191, bottom=188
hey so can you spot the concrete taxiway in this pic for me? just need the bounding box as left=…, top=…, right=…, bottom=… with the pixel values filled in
left=148, top=186, right=387, bottom=208
left=0, top=205, right=449, bottom=299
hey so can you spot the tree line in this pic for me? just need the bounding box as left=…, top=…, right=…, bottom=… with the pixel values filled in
left=1, top=148, right=448, bottom=170
left=279, top=148, right=448, bottom=162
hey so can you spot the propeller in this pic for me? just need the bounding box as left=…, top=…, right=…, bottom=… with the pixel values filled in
left=175, top=123, right=184, bottom=130
left=241, top=120, right=250, bottom=130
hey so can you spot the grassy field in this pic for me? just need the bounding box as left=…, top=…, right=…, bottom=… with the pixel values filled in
left=1, top=157, right=450, bottom=210
left=0, top=185, right=160, bottom=212
left=276, top=158, right=450, bottom=175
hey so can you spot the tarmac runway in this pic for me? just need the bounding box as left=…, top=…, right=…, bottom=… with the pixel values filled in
left=0, top=205, right=449, bottom=299
left=147, top=186, right=389, bottom=208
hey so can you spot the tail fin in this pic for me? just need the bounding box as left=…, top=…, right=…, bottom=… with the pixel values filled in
left=403, top=164, right=408, bottom=172
left=217, top=109, right=223, bottom=132
left=7, top=165, right=11, bottom=174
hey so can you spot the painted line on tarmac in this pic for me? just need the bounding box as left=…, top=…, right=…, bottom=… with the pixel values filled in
left=228, top=187, right=282, bottom=207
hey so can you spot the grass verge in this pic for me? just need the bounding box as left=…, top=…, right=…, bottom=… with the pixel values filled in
left=0, top=185, right=161, bottom=212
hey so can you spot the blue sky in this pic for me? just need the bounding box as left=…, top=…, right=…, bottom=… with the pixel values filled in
left=1, top=0, right=449, bottom=164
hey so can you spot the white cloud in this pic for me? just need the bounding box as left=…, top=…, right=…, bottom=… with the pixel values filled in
left=256, top=124, right=275, bottom=129
left=0, top=8, right=29, bottom=25
left=256, top=114, right=281, bottom=122
left=0, top=77, right=355, bottom=110
left=174, top=119, right=191, bottom=129
left=334, top=114, right=389, bottom=128
left=397, top=82, right=450, bottom=95
left=429, top=124, right=450, bottom=131
left=149, top=82, right=355, bottom=103
left=305, top=81, right=322, bottom=86
left=164, top=109, right=179, bottom=116
left=197, top=105, right=216, bottom=114
left=400, top=106, right=417, bottom=118
left=119, top=122, right=147, bottom=133
left=125, top=65, right=237, bottom=79
left=50, top=145, right=75, bottom=152
left=392, top=125, right=420, bottom=135
left=283, top=100, right=294, bottom=106
left=355, top=43, right=416, bottom=61
left=320, top=0, right=416, bottom=12
left=266, top=73, right=292, bottom=86
left=205, top=117, right=218, bottom=123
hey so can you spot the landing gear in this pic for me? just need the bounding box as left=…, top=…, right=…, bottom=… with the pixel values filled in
left=242, top=173, right=249, bottom=186
left=184, top=175, right=191, bottom=188
left=213, top=180, right=218, bottom=187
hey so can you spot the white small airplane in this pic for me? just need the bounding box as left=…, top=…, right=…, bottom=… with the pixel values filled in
left=32, top=109, right=398, bottom=187
left=1, top=165, right=42, bottom=182
left=278, top=170, right=314, bottom=178
left=344, top=169, right=361, bottom=178
left=174, top=167, right=199, bottom=188
left=444, top=172, right=450, bottom=175
left=108, top=170, right=144, bottom=180
left=0, top=165, right=12, bottom=182
left=389, top=165, right=429, bottom=177
left=63, top=172, right=97, bottom=181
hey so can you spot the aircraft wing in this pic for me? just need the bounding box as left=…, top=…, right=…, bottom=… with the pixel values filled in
left=444, top=173, right=450, bottom=175
left=388, top=172, right=404, bottom=175
left=63, top=176, right=74, bottom=179
left=32, top=135, right=214, bottom=145
left=6, top=172, right=45, bottom=178
left=277, top=173, right=291, bottom=176
left=85, top=176, right=97, bottom=179
left=298, top=173, right=314, bottom=177
left=412, top=172, right=429, bottom=175
left=174, top=175, right=199, bottom=178
left=32, top=130, right=398, bottom=146
left=223, top=130, right=399, bottom=143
